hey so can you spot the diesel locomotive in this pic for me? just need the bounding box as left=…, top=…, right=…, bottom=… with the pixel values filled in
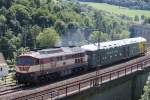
left=15, top=37, right=147, bottom=84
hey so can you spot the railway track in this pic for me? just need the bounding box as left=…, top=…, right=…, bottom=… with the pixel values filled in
left=0, top=73, right=25, bottom=97
left=0, top=48, right=149, bottom=100
left=0, top=74, right=18, bottom=86
left=0, top=84, right=23, bottom=96
left=0, top=52, right=149, bottom=100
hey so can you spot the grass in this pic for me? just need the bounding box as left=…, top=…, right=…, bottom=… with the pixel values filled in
left=80, top=2, right=150, bottom=17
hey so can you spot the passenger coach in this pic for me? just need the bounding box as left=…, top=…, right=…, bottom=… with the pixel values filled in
left=81, top=37, right=147, bottom=67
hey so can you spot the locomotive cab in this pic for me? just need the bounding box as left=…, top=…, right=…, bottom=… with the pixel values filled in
left=16, top=56, right=39, bottom=72
left=16, top=56, right=40, bottom=83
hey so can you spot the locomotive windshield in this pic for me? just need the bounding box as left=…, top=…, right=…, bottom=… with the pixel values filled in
left=16, top=56, right=34, bottom=66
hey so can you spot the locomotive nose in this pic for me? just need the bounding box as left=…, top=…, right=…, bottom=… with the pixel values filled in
left=18, top=66, right=30, bottom=72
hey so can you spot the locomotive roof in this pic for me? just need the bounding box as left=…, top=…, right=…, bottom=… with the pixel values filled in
left=19, top=47, right=85, bottom=59
left=81, top=37, right=146, bottom=51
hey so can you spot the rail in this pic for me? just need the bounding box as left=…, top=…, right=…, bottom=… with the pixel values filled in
left=13, top=55, right=150, bottom=100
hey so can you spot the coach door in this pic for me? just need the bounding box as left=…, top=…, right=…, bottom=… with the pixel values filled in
left=124, top=46, right=129, bottom=58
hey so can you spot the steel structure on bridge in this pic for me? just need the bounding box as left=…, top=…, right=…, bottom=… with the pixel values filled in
left=1, top=52, right=150, bottom=100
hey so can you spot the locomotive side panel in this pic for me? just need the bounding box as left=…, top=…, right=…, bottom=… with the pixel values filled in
left=16, top=47, right=88, bottom=84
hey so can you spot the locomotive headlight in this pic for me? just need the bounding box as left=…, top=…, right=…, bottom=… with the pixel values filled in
left=18, top=66, right=30, bottom=72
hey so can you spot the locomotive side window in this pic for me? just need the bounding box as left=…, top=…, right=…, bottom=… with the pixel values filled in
left=66, top=55, right=72, bottom=59
left=72, top=55, right=75, bottom=58
left=56, top=56, right=63, bottom=61
left=75, top=59, right=78, bottom=63
left=80, top=53, right=85, bottom=57
left=35, top=59, right=39, bottom=65
left=75, top=58, right=83, bottom=63
left=50, top=58, right=54, bottom=62
left=75, top=54, right=78, bottom=58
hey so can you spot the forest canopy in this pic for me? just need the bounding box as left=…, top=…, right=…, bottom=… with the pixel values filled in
left=0, top=0, right=130, bottom=61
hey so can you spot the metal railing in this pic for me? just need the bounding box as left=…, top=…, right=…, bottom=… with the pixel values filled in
left=12, top=56, right=150, bottom=100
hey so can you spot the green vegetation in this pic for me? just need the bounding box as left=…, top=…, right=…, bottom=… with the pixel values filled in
left=89, top=31, right=110, bottom=43
left=37, top=28, right=60, bottom=48
left=140, top=81, right=150, bottom=100
left=80, top=2, right=150, bottom=17
left=0, top=0, right=131, bottom=62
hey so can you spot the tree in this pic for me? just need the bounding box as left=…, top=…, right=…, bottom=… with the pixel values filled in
left=67, top=22, right=79, bottom=33
left=94, top=11, right=103, bottom=29
left=15, top=0, right=30, bottom=6
left=54, top=20, right=66, bottom=35
left=30, top=25, right=41, bottom=49
left=0, top=0, right=14, bottom=8
left=36, top=28, right=60, bottom=48
left=134, top=15, right=140, bottom=21
left=140, top=81, right=150, bottom=100
left=31, top=0, right=41, bottom=8
left=32, top=8, right=56, bottom=28
left=89, top=31, right=110, bottom=43
left=0, top=36, right=16, bottom=59
left=16, top=47, right=30, bottom=56
left=0, top=15, right=7, bottom=36
left=57, top=10, right=81, bottom=23
left=0, top=0, right=131, bottom=60
left=9, top=4, right=31, bottom=25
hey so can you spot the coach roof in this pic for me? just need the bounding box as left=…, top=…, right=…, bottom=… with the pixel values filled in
left=81, top=37, right=146, bottom=51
